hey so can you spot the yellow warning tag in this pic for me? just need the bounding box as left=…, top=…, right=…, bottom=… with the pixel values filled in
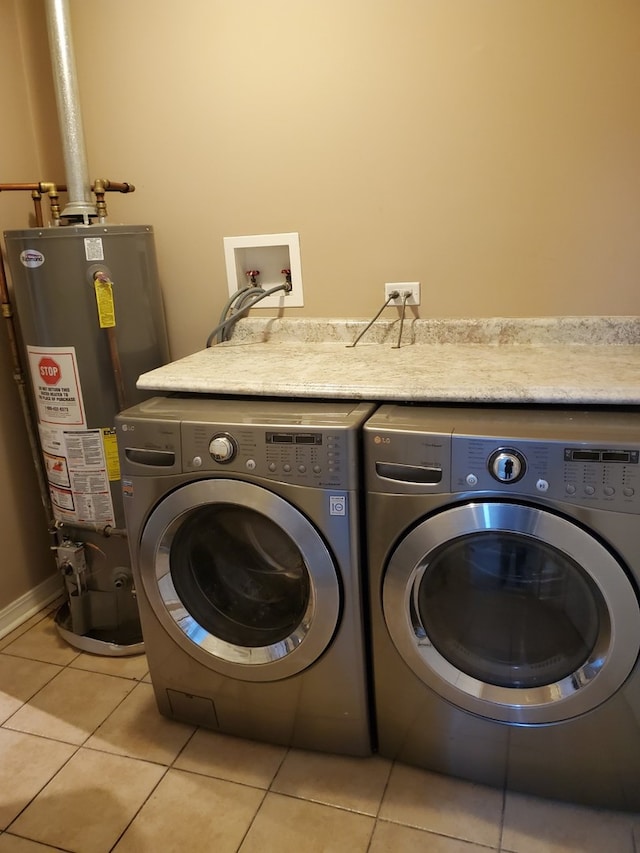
left=102, top=427, right=121, bottom=481
left=94, top=278, right=116, bottom=328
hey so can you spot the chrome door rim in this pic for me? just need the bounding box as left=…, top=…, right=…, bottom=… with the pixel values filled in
left=383, top=501, right=640, bottom=724
left=140, top=479, right=341, bottom=682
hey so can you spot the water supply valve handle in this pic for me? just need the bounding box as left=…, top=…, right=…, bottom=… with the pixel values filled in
left=281, top=268, right=292, bottom=290
left=246, top=270, right=260, bottom=285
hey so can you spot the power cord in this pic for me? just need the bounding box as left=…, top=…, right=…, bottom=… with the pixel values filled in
left=347, top=288, right=415, bottom=348
left=346, top=291, right=399, bottom=348
left=391, top=290, right=411, bottom=349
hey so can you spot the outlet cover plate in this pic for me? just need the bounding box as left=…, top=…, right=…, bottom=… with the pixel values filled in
left=224, top=232, right=303, bottom=307
left=385, top=282, right=420, bottom=306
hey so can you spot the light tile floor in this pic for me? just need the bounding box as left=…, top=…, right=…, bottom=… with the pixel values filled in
left=0, top=602, right=638, bottom=853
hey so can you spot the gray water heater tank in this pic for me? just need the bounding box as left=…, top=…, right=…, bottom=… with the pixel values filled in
left=3, top=223, right=170, bottom=653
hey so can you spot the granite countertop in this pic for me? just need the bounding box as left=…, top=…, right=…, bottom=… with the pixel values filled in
left=137, top=317, right=640, bottom=405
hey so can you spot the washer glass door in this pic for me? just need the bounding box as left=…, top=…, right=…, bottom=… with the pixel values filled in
left=383, top=501, right=640, bottom=723
left=140, top=479, right=341, bottom=682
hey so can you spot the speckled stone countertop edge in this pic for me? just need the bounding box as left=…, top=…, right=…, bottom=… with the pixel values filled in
left=137, top=328, right=640, bottom=405
left=224, top=315, right=640, bottom=346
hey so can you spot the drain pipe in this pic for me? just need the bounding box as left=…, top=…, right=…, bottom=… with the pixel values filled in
left=44, top=0, right=96, bottom=223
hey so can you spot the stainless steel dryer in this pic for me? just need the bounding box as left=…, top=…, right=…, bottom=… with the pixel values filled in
left=364, top=404, right=640, bottom=809
left=116, top=396, right=375, bottom=756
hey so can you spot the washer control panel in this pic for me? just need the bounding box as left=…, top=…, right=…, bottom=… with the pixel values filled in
left=183, top=424, right=349, bottom=488
left=116, top=396, right=376, bottom=492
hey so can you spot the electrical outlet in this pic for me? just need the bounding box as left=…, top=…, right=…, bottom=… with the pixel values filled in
left=385, top=282, right=420, bottom=306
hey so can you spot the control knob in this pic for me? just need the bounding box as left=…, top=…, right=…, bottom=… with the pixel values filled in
left=209, top=433, right=236, bottom=463
left=488, top=448, right=526, bottom=484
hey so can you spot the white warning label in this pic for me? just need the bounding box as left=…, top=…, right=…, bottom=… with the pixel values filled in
left=43, top=450, right=70, bottom=489
left=84, top=237, right=104, bottom=261
left=39, top=425, right=115, bottom=525
left=27, top=346, right=86, bottom=427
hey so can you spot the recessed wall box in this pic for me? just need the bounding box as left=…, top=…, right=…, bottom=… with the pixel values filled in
left=223, top=232, right=303, bottom=308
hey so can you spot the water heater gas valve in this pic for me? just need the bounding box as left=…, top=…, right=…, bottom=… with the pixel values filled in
left=54, top=540, right=87, bottom=575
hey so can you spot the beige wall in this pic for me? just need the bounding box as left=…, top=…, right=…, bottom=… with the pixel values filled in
left=1, top=1, right=640, bottom=607
left=0, top=0, right=58, bottom=609
left=62, top=0, right=640, bottom=359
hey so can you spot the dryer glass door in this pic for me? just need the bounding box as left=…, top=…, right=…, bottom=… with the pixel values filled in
left=140, top=479, right=341, bottom=682
left=417, top=530, right=602, bottom=690
left=383, top=501, right=640, bottom=724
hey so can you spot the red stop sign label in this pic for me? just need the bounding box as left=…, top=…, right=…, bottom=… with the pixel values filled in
left=38, top=357, right=61, bottom=385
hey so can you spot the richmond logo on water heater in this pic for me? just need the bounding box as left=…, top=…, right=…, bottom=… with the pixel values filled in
left=19, top=249, right=45, bottom=268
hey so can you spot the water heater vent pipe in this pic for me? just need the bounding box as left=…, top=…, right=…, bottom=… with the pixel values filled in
left=44, top=0, right=96, bottom=222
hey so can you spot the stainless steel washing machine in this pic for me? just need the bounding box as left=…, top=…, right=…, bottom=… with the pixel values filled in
left=116, top=396, right=375, bottom=756
left=365, top=404, right=640, bottom=809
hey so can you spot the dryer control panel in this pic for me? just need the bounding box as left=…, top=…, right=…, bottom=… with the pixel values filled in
left=364, top=405, right=640, bottom=515
left=451, top=435, right=640, bottom=513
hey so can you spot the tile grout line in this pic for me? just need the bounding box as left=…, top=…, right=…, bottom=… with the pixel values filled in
left=1, top=659, right=144, bottom=748
left=105, top=698, right=201, bottom=851
left=107, top=762, right=172, bottom=852
left=0, top=655, right=66, bottom=729
left=107, top=727, right=286, bottom=852
left=236, top=742, right=292, bottom=851
left=1, top=660, right=147, bottom=849
left=0, top=610, right=157, bottom=852
left=497, top=782, right=507, bottom=852
left=5, top=604, right=639, bottom=852
left=233, top=786, right=270, bottom=852
left=363, top=755, right=395, bottom=852
left=4, top=735, right=82, bottom=849
left=3, top=830, right=72, bottom=853
left=0, top=600, right=64, bottom=652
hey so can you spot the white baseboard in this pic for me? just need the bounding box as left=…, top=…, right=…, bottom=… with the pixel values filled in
left=0, top=574, right=65, bottom=640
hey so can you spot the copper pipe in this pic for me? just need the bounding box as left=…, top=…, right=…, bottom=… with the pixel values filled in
left=95, top=194, right=107, bottom=221
left=0, top=183, right=44, bottom=191
left=0, top=183, right=59, bottom=225
left=35, top=183, right=63, bottom=225
left=93, top=179, right=107, bottom=222
left=49, top=191, right=61, bottom=224
left=0, top=182, right=64, bottom=192
left=89, top=178, right=136, bottom=223
left=106, top=326, right=127, bottom=411
left=99, top=180, right=135, bottom=193
left=0, top=180, right=135, bottom=194
left=0, top=247, right=55, bottom=526
left=1, top=179, right=136, bottom=226
left=31, top=191, right=44, bottom=227
left=0, top=254, right=25, bottom=392
left=93, top=271, right=128, bottom=411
